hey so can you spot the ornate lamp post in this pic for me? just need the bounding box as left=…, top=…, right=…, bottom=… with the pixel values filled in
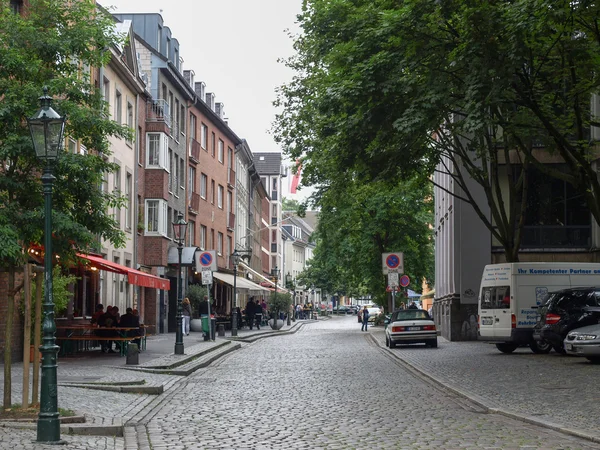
left=285, top=273, right=293, bottom=325
left=173, top=212, right=188, bottom=355
left=311, top=284, right=316, bottom=319
left=231, top=247, right=252, bottom=336
left=271, top=266, right=280, bottom=323
left=28, top=87, right=66, bottom=443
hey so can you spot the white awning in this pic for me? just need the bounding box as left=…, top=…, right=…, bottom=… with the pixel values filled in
left=240, top=262, right=289, bottom=294
left=213, top=272, right=270, bottom=291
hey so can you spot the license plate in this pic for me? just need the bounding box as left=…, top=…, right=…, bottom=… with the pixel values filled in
left=407, top=327, right=420, bottom=331
left=565, top=343, right=573, bottom=351
left=481, top=318, right=493, bottom=325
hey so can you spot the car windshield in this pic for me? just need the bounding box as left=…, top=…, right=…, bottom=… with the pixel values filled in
left=393, top=310, right=430, bottom=321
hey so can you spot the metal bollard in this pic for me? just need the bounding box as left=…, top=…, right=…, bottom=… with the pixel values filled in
left=126, top=343, right=139, bottom=365
left=218, top=324, right=225, bottom=337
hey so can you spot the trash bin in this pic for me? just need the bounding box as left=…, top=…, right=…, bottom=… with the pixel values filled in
left=201, top=315, right=210, bottom=333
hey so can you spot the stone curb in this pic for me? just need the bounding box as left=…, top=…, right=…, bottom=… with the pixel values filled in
left=368, top=333, right=600, bottom=445
left=59, top=383, right=163, bottom=395
left=229, top=321, right=305, bottom=343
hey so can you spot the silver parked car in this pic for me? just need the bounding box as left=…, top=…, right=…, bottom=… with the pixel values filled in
left=564, top=323, right=600, bottom=363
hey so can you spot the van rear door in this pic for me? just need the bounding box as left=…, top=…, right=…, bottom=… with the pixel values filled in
left=479, top=285, right=512, bottom=339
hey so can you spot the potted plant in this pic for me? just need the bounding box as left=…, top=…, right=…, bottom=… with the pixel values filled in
left=268, top=291, right=292, bottom=330
left=186, top=284, right=208, bottom=332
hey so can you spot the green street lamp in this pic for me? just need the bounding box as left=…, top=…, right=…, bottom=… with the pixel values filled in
left=231, top=247, right=252, bottom=336
left=271, top=266, right=280, bottom=323
left=28, top=87, right=66, bottom=443
left=173, top=212, right=188, bottom=355
left=285, top=273, right=292, bottom=325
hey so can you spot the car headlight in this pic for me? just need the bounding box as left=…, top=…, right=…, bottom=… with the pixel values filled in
left=575, top=334, right=598, bottom=340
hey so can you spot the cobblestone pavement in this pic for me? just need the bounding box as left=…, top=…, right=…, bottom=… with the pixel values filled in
left=133, top=316, right=600, bottom=449
left=368, top=322, right=600, bottom=440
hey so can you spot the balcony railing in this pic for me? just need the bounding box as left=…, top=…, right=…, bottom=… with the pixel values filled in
left=188, top=192, right=200, bottom=214
left=189, top=137, right=201, bottom=163
left=227, top=167, right=236, bottom=187
left=228, top=212, right=235, bottom=230
left=520, top=225, right=591, bottom=248
left=146, top=99, right=171, bottom=129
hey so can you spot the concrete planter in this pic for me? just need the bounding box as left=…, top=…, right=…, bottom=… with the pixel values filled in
left=190, top=319, right=203, bottom=332
left=268, top=319, right=284, bottom=330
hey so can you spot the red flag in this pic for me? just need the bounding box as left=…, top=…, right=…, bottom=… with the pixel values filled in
left=290, top=159, right=302, bottom=194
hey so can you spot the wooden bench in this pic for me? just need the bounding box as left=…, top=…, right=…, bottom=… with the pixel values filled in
left=56, top=336, right=133, bottom=356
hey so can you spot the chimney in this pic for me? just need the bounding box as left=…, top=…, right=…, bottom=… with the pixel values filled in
left=205, top=92, right=215, bottom=111
left=194, top=81, right=205, bottom=101
left=215, top=102, right=225, bottom=119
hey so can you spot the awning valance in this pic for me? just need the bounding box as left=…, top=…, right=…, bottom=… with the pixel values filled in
left=167, top=246, right=198, bottom=266
left=213, top=272, right=270, bottom=291
left=77, top=253, right=170, bottom=290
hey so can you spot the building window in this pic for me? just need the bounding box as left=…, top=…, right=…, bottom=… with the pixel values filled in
left=115, top=89, right=122, bottom=124
left=211, top=132, right=216, bottom=157
left=146, top=132, right=168, bottom=169
left=180, top=158, right=185, bottom=190
left=10, top=0, right=22, bottom=14
left=126, top=101, right=133, bottom=144
left=189, top=166, right=196, bottom=194
left=68, top=138, right=77, bottom=154
left=200, top=173, right=207, bottom=199
left=137, top=126, right=143, bottom=165
left=211, top=180, right=215, bottom=204
left=210, top=229, right=215, bottom=249
left=228, top=147, right=233, bottom=169
left=180, top=104, right=185, bottom=135
left=201, top=123, right=208, bottom=149
left=114, top=165, right=121, bottom=227
left=188, top=221, right=195, bottom=246
left=103, top=77, right=110, bottom=106
left=189, top=113, right=196, bottom=140
left=145, top=199, right=168, bottom=235
left=168, top=149, right=174, bottom=192
left=218, top=139, right=224, bottom=163
left=200, top=225, right=207, bottom=250
left=125, top=173, right=132, bottom=230
left=218, top=185, right=224, bottom=209
left=217, top=232, right=223, bottom=255
left=167, top=207, right=173, bottom=238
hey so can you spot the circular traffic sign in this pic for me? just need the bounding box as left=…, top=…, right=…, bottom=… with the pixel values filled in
left=399, top=275, right=410, bottom=287
left=199, top=252, right=213, bottom=267
left=386, top=254, right=400, bottom=269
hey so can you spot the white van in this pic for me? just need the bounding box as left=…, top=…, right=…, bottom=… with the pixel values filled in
left=478, top=263, right=600, bottom=354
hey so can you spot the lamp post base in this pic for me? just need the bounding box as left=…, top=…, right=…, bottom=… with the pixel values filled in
left=174, top=343, right=184, bottom=355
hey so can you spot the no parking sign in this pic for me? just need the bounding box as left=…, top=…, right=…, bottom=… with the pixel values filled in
left=195, top=250, right=217, bottom=272
left=382, top=252, right=404, bottom=274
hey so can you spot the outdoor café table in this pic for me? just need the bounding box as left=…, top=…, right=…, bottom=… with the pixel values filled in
left=56, top=325, right=141, bottom=356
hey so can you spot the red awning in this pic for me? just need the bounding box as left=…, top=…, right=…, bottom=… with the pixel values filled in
left=77, top=253, right=170, bottom=290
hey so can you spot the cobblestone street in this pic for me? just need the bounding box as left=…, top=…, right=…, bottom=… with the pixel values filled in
left=133, top=317, right=600, bottom=449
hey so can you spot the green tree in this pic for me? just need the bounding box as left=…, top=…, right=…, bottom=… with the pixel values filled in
left=298, top=177, right=434, bottom=307
left=0, top=0, right=130, bottom=410
left=0, top=0, right=130, bottom=269
left=274, top=0, right=600, bottom=262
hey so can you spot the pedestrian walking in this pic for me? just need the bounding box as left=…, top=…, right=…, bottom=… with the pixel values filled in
left=246, top=298, right=256, bottom=330
left=254, top=300, right=263, bottom=330
left=361, top=306, right=370, bottom=332
left=182, top=297, right=192, bottom=335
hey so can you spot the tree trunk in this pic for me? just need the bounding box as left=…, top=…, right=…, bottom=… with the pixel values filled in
left=21, top=264, right=31, bottom=408
left=3, top=267, right=15, bottom=410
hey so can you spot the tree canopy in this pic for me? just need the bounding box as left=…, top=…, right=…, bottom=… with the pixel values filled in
left=0, top=0, right=131, bottom=267
left=275, top=0, right=600, bottom=263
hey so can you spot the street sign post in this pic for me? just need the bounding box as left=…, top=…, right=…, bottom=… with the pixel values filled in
left=382, top=252, right=404, bottom=274
left=201, top=269, right=212, bottom=285
left=400, top=274, right=410, bottom=287
left=195, top=250, right=217, bottom=272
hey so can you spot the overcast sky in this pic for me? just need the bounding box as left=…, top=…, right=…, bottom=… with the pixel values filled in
left=105, top=0, right=311, bottom=199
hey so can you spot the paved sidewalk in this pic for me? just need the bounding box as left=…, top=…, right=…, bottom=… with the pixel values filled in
left=0, top=317, right=312, bottom=448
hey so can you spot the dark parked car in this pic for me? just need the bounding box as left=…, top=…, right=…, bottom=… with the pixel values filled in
left=533, top=287, right=600, bottom=353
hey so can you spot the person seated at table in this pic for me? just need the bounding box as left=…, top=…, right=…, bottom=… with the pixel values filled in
left=97, top=306, right=118, bottom=353
left=90, top=304, right=104, bottom=325
left=119, top=307, right=141, bottom=349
